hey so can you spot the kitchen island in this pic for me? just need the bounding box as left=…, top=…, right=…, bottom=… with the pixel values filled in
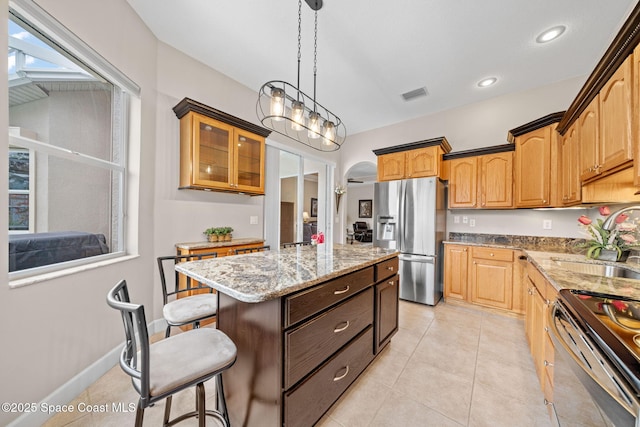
left=176, top=243, right=399, bottom=427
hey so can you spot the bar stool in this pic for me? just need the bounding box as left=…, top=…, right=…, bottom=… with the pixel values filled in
left=107, top=279, right=237, bottom=427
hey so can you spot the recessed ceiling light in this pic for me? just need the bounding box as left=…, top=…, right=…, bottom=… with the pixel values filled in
left=477, top=77, right=497, bottom=88
left=536, top=25, right=566, bottom=43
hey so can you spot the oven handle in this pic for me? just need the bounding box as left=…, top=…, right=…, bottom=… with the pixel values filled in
left=548, top=302, right=636, bottom=414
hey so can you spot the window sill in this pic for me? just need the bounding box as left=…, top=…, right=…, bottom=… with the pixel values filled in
left=8, top=254, right=139, bottom=289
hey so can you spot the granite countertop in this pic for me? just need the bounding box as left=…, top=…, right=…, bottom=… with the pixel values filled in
left=176, top=237, right=264, bottom=250
left=175, top=243, right=398, bottom=303
left=445, top=233, right=640, bottom=299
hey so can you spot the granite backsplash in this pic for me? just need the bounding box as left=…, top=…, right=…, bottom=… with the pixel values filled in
left=447, top=232, right=587, bottom=253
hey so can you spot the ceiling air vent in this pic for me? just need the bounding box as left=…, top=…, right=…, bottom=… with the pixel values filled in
left=401, top=87, right=428, bottom=101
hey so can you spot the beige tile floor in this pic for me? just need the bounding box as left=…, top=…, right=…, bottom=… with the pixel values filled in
left=44, top=301, right=551, bottom=427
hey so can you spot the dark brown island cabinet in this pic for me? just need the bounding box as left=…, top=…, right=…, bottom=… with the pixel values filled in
left=214, top=255, right=399, bottom=427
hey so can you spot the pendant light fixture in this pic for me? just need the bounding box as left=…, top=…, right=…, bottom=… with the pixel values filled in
left=256, top=0, right=346, bottom=151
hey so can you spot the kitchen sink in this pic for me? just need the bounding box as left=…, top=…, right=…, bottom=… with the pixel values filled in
left=552, top=258, right=640, bottom=280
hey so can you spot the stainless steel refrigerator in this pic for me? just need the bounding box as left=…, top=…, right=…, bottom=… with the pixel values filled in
left=373, top=177, right=446, bottom=305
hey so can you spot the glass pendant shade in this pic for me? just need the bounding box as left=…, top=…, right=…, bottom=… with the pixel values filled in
left=270, top=87, right=285, bottom=121
left=322, top=120, right=335, bottom=145
left=291, top=100, right=305, bottom=130
left=308, top=111, right=321, bottom=139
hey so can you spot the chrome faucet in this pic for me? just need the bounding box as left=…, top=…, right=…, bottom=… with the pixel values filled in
left=602, top=206, right=640, bottom=230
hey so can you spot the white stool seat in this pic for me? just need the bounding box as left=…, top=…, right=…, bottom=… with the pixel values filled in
left=162, top=293, right=217, bottom=325
left=135, top=328, right=236, bottom=397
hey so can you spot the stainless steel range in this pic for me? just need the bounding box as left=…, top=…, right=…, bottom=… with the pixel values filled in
left=549, top=289, right=640, bottom=426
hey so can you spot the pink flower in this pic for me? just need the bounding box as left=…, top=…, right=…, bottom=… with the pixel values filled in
left=599, top=206, right=611, bottom=216
left=616, top=213, right=629, bottom=224
left=620, top=234, right=637, bottom=243
left=578, top=215, right=592, bottom=225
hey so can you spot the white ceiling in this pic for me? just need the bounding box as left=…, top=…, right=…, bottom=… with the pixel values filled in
left=126, top=0, right=637, bottom=136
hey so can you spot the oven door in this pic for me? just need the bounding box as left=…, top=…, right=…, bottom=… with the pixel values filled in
left=549, top=301, right=638, bottom=427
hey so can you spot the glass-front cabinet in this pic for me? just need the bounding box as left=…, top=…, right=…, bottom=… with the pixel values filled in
left=174, top=98, right=269, bottom=195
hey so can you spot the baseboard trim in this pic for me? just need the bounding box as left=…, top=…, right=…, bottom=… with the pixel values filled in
left=7, top=319, right=167, bottom=427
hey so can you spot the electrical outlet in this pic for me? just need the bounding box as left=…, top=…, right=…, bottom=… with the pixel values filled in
left=543, top=219, right=552, bottom=230
left=469, top=219, right=476, bottom=227
left=454, top=216, right=460, bottom=224
left=462, top=216, right=468, bottom=224
left=250, top=215, right=258, bottom=225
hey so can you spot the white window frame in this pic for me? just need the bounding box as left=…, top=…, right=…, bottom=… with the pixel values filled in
left=8, top=0, right=141, bottom=280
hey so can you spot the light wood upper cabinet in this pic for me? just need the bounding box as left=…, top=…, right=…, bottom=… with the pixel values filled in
left=447, top=151, right=513, bottom=209
left=374, top=138, right=451, bottom=182
left=480, top=152, right=513, bottom=208
left=377, top=146, right=443, bottom=181
left=578, top=96, right=600, bottom=181
left=560, top=123, right=581, bottom=205
left=377, top=152, right=406, bottom=182
left=448, top=157, right=478, bottom=208
left=174, top=98, right=270, bottom=195
left=515, top=125, right=552, bottom=207
left=599, top=56, right=633, bottom=174
left=406, top=147, right=441, bottom=178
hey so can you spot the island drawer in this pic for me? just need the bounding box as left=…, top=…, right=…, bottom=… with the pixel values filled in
left=284, top=287, right=373, bottom=389
left=285, top=266, right=374, bottom=327
left=471, top=246, right=513, bottom=262
left=284, top=326, right=374, bottom=427
left=375, top=257, right=399, bottom=282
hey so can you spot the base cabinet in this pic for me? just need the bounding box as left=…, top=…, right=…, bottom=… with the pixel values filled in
left=524, top=263, right=557, bottom=405
left=218, top=257, right=399, bottom=427
left=444, top=244, right=521, bottom=313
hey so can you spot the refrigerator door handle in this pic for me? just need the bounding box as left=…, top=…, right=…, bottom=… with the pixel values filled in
left=399, top=254, right=435, bottom=263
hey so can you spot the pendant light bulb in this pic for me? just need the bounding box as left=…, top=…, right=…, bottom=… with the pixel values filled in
left=322, top=120, right=335, bottom=145
left=308, top=111, right=321, bottom=138
left=270, top=87, right=285, bottom=121
left=291, top=100, right=305, bottom=130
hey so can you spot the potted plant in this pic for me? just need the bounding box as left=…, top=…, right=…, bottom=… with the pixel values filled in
left=578, top=206, right=639, bottom=261
left=204, top=227, right=219, bottom=242
left=221, top=226, right=233, bottom=241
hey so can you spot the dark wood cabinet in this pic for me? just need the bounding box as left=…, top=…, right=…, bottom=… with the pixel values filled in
left=375, top=274, right=399, bottom=353
left=217, top=256, right=398, bottom=427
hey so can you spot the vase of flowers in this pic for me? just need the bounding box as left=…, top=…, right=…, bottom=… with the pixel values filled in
left=578, top=206, right=638, bottom=261
left=335, top=185, right=346, bottom=213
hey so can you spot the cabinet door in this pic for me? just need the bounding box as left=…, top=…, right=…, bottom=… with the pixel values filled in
left=560, top=124, right=581, bottom=205
left=443, top=244, right=469, bottom=301
left=448, top=157, right=478, bottom=208
left=578, top=96, right=600, bottom=181
left=480, top=152, right=513, bottom=208
left=531, top=284, right=545, bottom=385
left=635, top=44, right=640, bottom=188
left=234, top=129, right=265, bottom=194
left=377, top=152, right=405, bottom=181
left=515, top=126, right=551, bottom=207
left=469, top=258, right=513, bottom=310
left=192, top=114, right=234, bottom=189
left=406, top=147, right=440, bottom=178
left=375, top=274, right=399, bottom=353
left=599, top=56, right=633, bottom=173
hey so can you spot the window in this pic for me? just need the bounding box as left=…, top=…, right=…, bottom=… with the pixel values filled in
left=7, top=1, right=140, bottom=276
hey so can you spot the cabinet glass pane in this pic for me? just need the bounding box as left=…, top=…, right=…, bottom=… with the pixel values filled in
left=199, top=123, right=229, bottom=183
left=236, top=134, right=261, bottom=187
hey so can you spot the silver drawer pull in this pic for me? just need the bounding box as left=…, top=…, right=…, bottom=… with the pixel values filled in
left=544, top=398, right=553, bottom=406
left=544, top=360, right=554, bottom=367
left=333, top=366, right=349, bottom=382
left=334, top=321, right=350, bottom=333
left=334, top=286, right=350, bottom=295
left=389, top=280, right=395, bottom=286
left=386, top=266, right=394, bottom=271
